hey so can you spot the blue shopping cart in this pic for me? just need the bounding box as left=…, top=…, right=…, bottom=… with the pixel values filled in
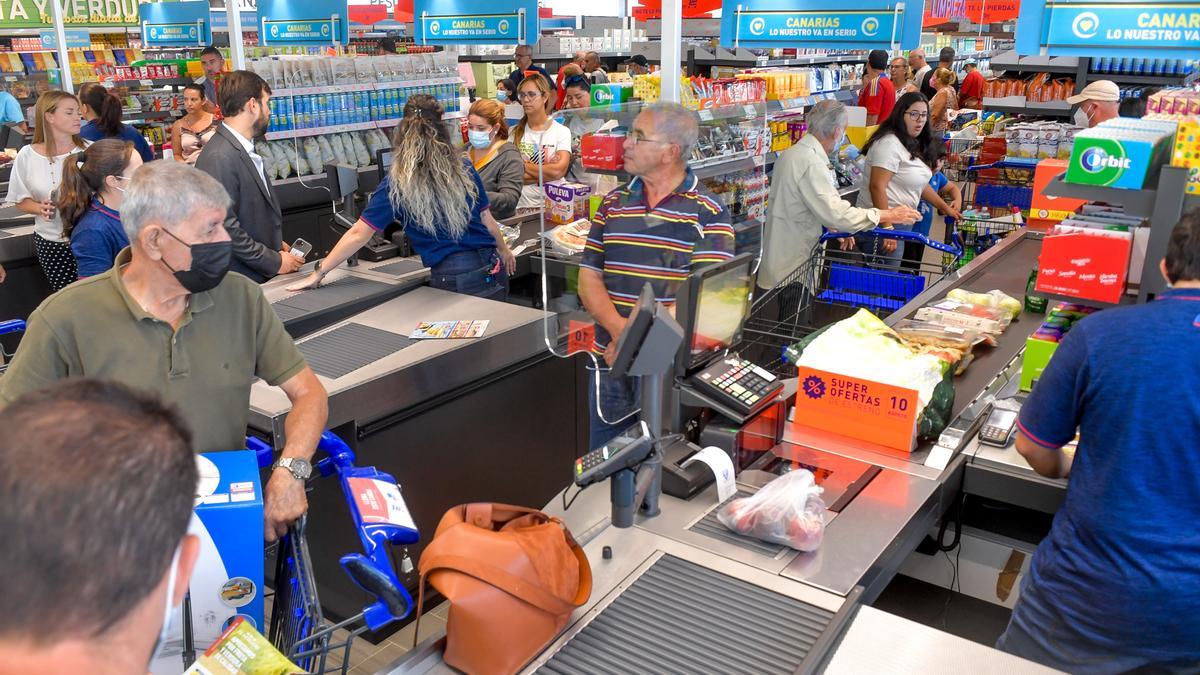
left=0, top=319, right=25, bottom=375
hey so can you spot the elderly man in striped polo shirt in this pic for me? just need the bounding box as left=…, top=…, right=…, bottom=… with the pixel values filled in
left=579, top=102, right=736, bottom=450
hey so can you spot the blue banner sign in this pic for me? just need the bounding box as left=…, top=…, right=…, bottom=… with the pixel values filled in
left=414, top=0, right=539, bottom=44
left=257, top=0, right=349, bottom=45
left=140, top=0, right=212, bottom=48
left=38, top=29, right=91, bottom=49
left=720, top=0, right=920, bottom=49
left=1017, top=1, right=1200, bottom=58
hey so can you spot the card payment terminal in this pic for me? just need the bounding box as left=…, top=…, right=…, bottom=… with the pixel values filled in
left=691, top=357, right=784, bottom=417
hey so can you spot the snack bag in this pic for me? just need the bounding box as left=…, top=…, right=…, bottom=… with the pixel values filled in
left=717, top=470, right=825, bottom=552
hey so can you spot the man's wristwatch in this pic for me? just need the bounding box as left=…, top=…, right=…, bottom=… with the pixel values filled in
left=271, top=457, right=313, bottom=481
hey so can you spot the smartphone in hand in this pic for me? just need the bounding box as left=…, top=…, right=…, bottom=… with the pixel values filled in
left=289, top=238, right=313, bottom=260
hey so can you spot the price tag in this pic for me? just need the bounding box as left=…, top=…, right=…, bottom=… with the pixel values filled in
left=743, top=103, right=757, bottom=118
left=568, top=319, right=595, bottom=355
left=348, top=477, right=417, bottom=530
left=698, top=109, right=713, bottom=121
left=792, top=366, right=919, bottom=452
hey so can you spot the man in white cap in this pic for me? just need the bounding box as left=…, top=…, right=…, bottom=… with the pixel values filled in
left=1067, top=80, right=1120, bottom=128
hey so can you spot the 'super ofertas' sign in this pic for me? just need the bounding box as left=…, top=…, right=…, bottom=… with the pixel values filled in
left=720, top=0, right=922, bottom=49
left=414, top=0, right=539, bottom=44
left=257, top=0, right=349, bottom=45
left=1017, top=0, right=1200, bottom=58
left=0, top=0, right=138, bottom=28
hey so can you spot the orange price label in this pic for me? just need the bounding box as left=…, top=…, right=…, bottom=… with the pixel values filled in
left=567, top=320, right=595, bottom=355
left=792, top=367, right=919, bottom=452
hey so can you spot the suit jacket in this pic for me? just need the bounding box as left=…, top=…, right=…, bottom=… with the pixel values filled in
left=195, top=124, right=282, bottom=283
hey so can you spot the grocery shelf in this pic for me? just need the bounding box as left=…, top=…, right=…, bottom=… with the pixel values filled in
left=583, top=150, right=763, bottom=179
left=1085, top=72, right=1196, bottom=86
left=264, top=121, right=379, bottom=141
left=767, top=89, right=860, bottom=116
left=124, top=109, right=180, bottom=122
left=753, top=53, right=866, bottom=67
left=989, top=50, right=1081, bottom=74
left=1042, top=175, right=1157, bottom=218
left=273, top=77, right=460, bottom=98
left=982, top=100, right=1072, bottom=118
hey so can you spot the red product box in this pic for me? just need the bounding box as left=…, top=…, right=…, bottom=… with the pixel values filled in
left=581, top=133, right=624, bottom=171
left=1035, top=231, right=1132, bottom=304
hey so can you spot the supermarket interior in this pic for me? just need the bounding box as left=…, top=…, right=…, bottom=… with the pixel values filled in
left=0, top=0, right=1198, bottom=672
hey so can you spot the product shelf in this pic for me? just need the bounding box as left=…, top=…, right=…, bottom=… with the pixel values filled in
left=272, top=77, right=460, bottom=98
left=1042, top=175, right=1157, bottom=218
left=982, top=100, right=1073, bottom=118
left=753, top=53, right=866, bottom=67
left=1088, top=72, right=1195, bottom=86
left=989, top=50, right=1081, bottom=74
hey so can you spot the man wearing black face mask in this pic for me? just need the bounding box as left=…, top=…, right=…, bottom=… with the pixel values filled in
left=0, top=160, right=329, bottom=543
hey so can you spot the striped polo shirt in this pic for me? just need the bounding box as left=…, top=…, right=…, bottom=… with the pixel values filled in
left=580, top=170, right=736, bottom=356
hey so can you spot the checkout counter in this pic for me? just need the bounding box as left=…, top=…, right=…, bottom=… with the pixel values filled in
left=379, top=229, right=1064, bottom=673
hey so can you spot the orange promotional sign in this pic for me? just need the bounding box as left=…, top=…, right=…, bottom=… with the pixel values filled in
left=1028, top=158, right=1085, bottom=231
left=567, top=319, right=595, bottom=355
left=792, top=367, right=919, bottom=452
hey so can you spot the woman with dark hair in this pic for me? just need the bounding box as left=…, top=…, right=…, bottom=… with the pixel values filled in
left=495, top=78, right=517, bottom=103
left=4, top=90, right=89, bottom=291
left=170, top=84, right=217, bottom=164
left=856, top=91, right=961, bottom=266
left=59, top=138, right=142, bottom=277
left=77, top=82, right=154, bottom=163
left=289, top=95, right=516, bottom=299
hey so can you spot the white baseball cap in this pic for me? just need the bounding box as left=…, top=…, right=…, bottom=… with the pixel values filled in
left=1067, top=80, right=1120, bottom=105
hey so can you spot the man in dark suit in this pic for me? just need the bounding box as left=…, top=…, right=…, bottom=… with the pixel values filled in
left=195, top=70, right=302, bottom=282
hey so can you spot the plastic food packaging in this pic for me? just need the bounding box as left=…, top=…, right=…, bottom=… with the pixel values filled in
left=316, top=136, right=336, bottom=166
left=915, top=299, right=1013, bottom=335
left=717, top=470, right=826, bottom=552
left=542, top=219, right=592, bottom=256
left=301, top=138, right=323, bottom=175
left=946, top=288, right=1023, bottom=320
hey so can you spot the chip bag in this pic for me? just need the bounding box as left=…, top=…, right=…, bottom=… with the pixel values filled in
left=717, top=470, right=825, bottom=551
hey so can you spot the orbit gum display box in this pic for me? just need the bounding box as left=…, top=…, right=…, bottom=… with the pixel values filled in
left=1065, top=119, right=1177, bottom=190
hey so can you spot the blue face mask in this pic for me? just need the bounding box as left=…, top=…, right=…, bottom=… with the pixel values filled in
left=496, top=91, right=508, bottom=102
left=468, top=129, right=493, bottom=149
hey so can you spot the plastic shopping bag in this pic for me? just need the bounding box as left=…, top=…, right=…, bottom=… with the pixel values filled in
left=717, top=470, right=826, bottom=551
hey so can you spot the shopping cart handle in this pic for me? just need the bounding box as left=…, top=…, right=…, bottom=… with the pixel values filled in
left=0, top=319, right=25, bottom=335
left=341, top=553, right=413, bottom=629
left=247, top=436, right=274, bottom=469
left=315, top=430, right=357, bottom=477
left=821, top=229, right=963, bottom=256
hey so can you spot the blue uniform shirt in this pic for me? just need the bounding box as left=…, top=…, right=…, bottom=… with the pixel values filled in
left=70, top=199, right=128, bottom=278
left=0, top=91, right=23, bottom=124
left=1015, top=287, right=1200, bottom=662
left=915, top=171, right=949, bottom=237
left=80, top=120, right=155, bottom=163
left=360, top=163, right=496, bottom=269
left=580, top=170, right=736, bottom=357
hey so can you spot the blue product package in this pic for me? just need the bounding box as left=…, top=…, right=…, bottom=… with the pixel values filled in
left=150, top=450, right=264, bottom=674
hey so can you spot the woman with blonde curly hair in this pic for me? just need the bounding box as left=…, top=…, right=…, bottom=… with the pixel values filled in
left=290, top=94, right=515, bottom=299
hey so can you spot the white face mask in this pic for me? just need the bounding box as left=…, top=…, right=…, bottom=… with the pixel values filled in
left=148, top=544, right=183, bottom=666
left=1074, top=105, right=1093, bottom=128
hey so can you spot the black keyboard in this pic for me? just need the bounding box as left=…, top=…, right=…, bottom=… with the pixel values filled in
left=691, top=357, right=784, bottom=417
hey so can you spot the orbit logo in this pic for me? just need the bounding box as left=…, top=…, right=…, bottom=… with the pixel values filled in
left=749, top=17, right=766, bottom=36
left=861, top=17, right=880, bottom=36
left=429, top=20, right=441, bottom=35
left=1071, top=11, right=1100, bottom=39
left=1080, top=146, right=1130, bottom=173
left=802, top=375, right=826, bottom=400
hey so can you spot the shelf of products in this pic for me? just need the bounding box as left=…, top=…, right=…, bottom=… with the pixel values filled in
left=982, top=101, right=1073, bottom=118
left=1043, top=175, right=1157, bottom=218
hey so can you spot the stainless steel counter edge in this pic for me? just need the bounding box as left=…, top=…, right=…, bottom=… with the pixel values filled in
left=248, top=288, right=554, bottom=436
left=0, top=224, right=35, bottom=263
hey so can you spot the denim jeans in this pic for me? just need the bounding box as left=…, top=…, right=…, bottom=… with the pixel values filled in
left=586, top=364, right=640, bottom=451
left=429, top=248, right=508, bottom=301
left=997, top=572, right=1200, bottom=675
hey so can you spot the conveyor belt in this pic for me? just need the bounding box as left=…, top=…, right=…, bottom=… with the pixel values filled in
left=273, top=276, right=395, bottom=313
left=270, top=302, right=308, bottom=323
left=369, top=259, right=425, bottom=277
left=0, top=230, right=11, bottom=239
left=688, top=491, right=788, bottom=558
left=298, top=323, right=418, bottom=379
left=538, top=554, right=834, bottom=674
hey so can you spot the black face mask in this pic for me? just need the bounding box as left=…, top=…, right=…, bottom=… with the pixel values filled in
left=159, top=228, right=232, bottom=293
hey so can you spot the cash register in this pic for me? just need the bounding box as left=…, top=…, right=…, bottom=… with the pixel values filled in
left=674, top=254, right=785, bottom=420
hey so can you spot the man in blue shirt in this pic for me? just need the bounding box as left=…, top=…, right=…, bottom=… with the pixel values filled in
left=997, top=212, right=1200, bottom=673
left=509, top=44, right=551, bottom=89
left=580, top=103, right=736, bottom=449
left=0, top=85, right=25, bottom=128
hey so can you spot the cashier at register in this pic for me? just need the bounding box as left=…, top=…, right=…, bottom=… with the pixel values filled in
left=0, top=161, right=329, bottom=543
left=997, top=212, right=1200, bottom=672
left=580, top=102, right=736, bottom=448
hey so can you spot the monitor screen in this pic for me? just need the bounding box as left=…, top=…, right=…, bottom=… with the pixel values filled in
left=376, top=149, right=392, bottom=183
left=688, top=258, right=753, bottom=366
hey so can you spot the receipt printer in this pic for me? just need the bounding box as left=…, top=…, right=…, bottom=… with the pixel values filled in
left=151, top=450, right=264, bottom=674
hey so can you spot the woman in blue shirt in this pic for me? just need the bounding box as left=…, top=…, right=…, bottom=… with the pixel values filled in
left=289, top=94, right=516, bottom=300
left=59, top=138, right=142, bottom=278
left=77, top=83, right=155, bottom=163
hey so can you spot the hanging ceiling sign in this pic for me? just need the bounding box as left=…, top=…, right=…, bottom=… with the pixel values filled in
left=923, top=0, right=1019, bottom=27
left=720, top=0, right=923, bottom=49
left=257, top=0, right=349, bottom=45
left=413, top=0, right=538, bottom=44
left=632, top=0, right=723, bottom=20
left=38, top=28, right=91, bottom=48
left=1017, top=0, right=1200, bottom=58
left=141, top=1, right=212, bottom=47
left=0, top=0, right=139, bottom=29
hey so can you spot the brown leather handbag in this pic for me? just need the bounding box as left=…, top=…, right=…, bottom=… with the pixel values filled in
left=416, top=503, right=593, bottom=675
